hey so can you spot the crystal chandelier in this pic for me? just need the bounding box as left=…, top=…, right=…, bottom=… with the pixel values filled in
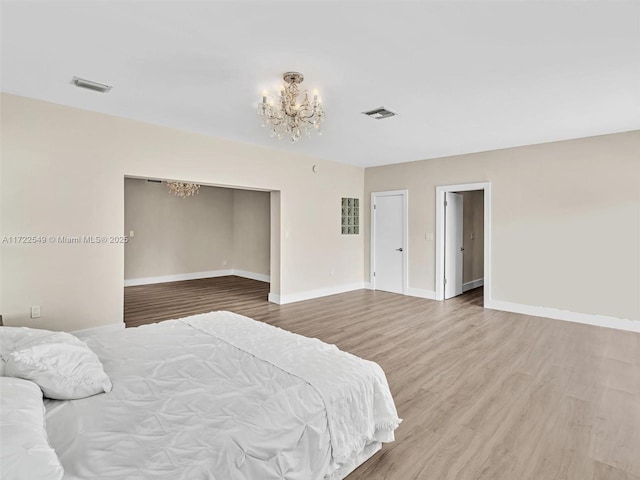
left=258, top=72, right=325, bottom=142
left=166, top=181, right=200, bottom=198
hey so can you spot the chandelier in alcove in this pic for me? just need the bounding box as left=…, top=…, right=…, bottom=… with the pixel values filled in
left=166, top=181, right=200, bottom=198
left=258, top=72, right=325, bottom=142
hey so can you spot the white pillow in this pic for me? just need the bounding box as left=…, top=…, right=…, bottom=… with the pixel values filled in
left=1, top=327, right=112, bottom=400
left=1, top=326, right=52, bottom=376
left=0, top=377, right=64, bottom=480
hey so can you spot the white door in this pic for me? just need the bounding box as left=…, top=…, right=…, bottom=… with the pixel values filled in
left=444, top=192, right=464, bottom=299
left=373, top=193, right=405, bottom=294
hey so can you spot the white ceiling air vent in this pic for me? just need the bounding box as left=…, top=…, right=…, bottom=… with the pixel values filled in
left=71, top=76, right=112, bottom=93
left=362, top=107, right=397, bottom=120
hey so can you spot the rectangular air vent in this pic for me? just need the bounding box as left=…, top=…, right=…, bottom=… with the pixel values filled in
left=362, top=107, right=397, bottom=120
left=71, top=76, right=112, bottom=93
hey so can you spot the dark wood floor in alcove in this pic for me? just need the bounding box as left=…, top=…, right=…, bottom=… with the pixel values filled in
left=124, top=276, right=640, bottom=480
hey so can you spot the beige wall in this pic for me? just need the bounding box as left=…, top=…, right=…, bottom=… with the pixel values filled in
left=2, top=93, right=637, bottom=330
left=232, top=189, right=271, bottom=276
left=270, top=191, right=281, bottom=296
left=124, top=179, right=234, bottom=279
left=0, top=94, right=364, bottom=331
left=462, top=190, right=484, bottom=284
left=365, top=131, right=640, bottom=321
left=124, top=179, right=270, bottom=280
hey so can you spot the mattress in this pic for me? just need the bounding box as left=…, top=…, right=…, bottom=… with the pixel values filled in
left=45, top=311, right=400, bottom=479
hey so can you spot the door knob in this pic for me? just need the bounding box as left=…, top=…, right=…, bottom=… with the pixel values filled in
left=396, top=247, right=403, bottom=252
left=460, top=247, right=464, bottom=252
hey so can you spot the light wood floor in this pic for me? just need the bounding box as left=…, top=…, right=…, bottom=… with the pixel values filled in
left=124, top=277, right=640, bottom=480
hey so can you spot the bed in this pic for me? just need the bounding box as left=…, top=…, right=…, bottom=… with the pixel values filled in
left=2, top=311, right=401, bottom=480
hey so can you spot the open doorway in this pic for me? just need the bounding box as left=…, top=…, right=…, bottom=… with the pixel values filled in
left=443, top=190, right=484, bottom=299
left=123, top=177, right=280, bottom=326
left=435, top=182, right=492, bottom=306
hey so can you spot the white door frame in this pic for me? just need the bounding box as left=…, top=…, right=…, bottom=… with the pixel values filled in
left=370, top=190, right=409, bottom=294
left=435, top=182, right=492, bottom=305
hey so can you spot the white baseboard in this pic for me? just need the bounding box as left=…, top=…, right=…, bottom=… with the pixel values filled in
left=124, top=269, right=270, bottom=287
left=277, top=282, right=366, bottom=305
left=406, top=287, right=437, bottom=300
left=463, top=278, right=484, bottom=292
left=232, top=270, right=271, bottom=283
left=124, top=270, right=232, bottom=286
left=268, top=293, right=281, bottom=304
left=73, top=322, right=125, bottom=338
left=485, top=299, right=640, bottom=333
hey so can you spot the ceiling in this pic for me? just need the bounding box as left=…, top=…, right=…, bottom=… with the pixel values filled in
left=2, top=1, right=639, bottom=167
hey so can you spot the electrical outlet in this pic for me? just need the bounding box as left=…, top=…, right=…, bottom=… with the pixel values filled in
left=222, top=260, right=228, bottom=267
left=30, top=306, right=41, bottom=319
left=129, top=230, right=135, bottom=237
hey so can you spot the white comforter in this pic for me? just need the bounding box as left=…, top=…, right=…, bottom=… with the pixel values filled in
left=45, top=311, right=400, bottom=479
